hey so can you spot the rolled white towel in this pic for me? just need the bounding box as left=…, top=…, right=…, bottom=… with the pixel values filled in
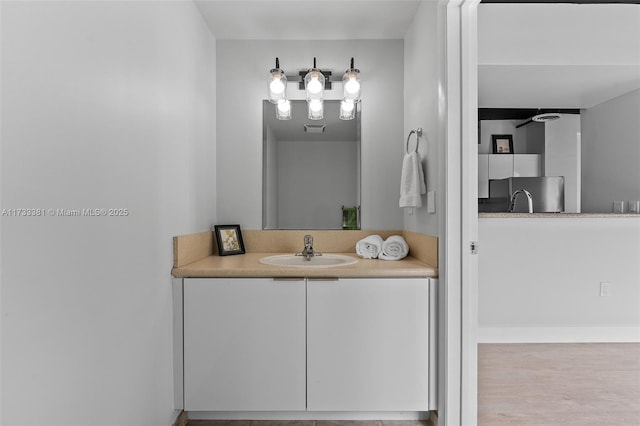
left=379, top=235, right=409, bottom=261
left=355, top=235, right=383, bottom=259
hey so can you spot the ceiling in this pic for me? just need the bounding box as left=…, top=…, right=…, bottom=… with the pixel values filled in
left=194, top=0, right=423, bottom=40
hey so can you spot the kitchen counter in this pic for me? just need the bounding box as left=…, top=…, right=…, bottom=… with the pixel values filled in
left=480, top=212, right=640, bottom=218
left=171, top=252, right=437, bottom=278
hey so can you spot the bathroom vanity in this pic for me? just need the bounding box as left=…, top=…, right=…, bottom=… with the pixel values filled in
left=171, top=230, right=438, bottom=419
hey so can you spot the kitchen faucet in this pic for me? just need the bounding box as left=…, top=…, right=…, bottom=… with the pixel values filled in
left=296, top=234, right=322, bottom=261
left=509, top=189, right=534, bottom=213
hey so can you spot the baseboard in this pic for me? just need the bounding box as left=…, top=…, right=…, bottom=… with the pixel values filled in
left=477, top=326, right=640, bottom=343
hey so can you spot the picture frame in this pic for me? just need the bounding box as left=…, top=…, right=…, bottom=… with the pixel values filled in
left=214, top=224, right=246, bottom=256
left=492, top=134, right=514, bottom=154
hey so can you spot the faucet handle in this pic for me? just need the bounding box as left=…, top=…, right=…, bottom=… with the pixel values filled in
left=304, top=234, right=313, bottom=248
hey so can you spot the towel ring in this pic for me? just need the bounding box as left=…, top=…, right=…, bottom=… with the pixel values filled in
left=406, top=128, right=422, bottom=154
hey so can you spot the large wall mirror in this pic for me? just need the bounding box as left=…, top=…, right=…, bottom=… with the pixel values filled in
left=262, top=100, right=361, bottom=230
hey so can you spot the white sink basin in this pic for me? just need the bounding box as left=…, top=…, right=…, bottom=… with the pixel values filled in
left=259, top=254, right=358, bottom=268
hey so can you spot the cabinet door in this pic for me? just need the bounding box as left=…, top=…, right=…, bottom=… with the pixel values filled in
left=307, top=278, right=430, bottom=411
left=478, top=154, right=489, bottom=198
left=513, top=154, right=541, bottom=177
left=488, top=154, right=514, bottom=180
left=183, top=278, right=306, bottom=411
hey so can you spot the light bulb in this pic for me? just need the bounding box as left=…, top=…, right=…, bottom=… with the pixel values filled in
left=340, top=99, right=355, bottom=120
left=276, top=99, right=291, bottom=120
left=270, top=76, right=285, bottom=95
left=277, top=99, right=290, bottom=113
left=308, top=99, right=323, bottom=120
left=344, top=77, right=360, bottom=96
left=341, top=100, right=354, bottom=112
left=342, top=58, right=361, bottom=102
left=268, top=57, right=287, bottom=104
left=309, top=99, right=322, bottom=112
left=304, top=63, right=325, bottom=103
left=307, top=76, right=322, bottom=94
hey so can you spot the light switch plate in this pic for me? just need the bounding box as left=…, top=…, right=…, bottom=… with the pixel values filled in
left=427, top=191, right=436, bottom=213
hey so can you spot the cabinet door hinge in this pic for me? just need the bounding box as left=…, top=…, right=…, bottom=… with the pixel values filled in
left=470, top=241, right=479, bottom=254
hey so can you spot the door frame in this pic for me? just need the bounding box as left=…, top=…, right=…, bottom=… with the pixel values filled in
left=439, top=0, right=479, bottom=424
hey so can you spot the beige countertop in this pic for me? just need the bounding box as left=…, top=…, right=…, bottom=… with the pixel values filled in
left=480, top=212, right=640, bottom=218
left=172, top=252, right=437, bottom=278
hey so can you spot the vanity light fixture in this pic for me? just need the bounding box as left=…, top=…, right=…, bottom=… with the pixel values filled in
left=268, top=57, right=287, bottom=104
left=267, top=57, right=361, bottom=120
left=276, top=99, right=291, bottom=120
left=342, top=57, right=361, bottom=102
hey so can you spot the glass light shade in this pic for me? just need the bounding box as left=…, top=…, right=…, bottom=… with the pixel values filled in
left=342, top=69, right=361, bottom=101
left=268, top=70, right=287, bottom=104
left=305, top=69, right=325, bottom=102
left=276, top=99, right=291, bottom=120
left=339, top=100, right=355, bottom=120
left=308, top=99, right=324, bottom=120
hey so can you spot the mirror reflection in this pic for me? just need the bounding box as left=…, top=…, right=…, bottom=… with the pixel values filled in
left=263, top=100, right=361, bottom=230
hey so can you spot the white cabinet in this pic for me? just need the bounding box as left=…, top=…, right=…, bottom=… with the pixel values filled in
left=488, top=154, right=514, bottom=180
left=306, top=278, right=430, bottom=411
left=479, top=154, right=542, bottom=198
left=183, top=278, right=306, bottom=411
left=513, top=154, right=541, bottom=177
left=182, top=277, right=435, bottom=413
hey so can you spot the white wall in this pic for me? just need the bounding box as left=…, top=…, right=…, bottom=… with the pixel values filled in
left=403, top=0, right=440, bottom=236
left=478, top=217, right=640, bottom=343
left=216, top=40, right=404, bottom=230
left=0, top=2, right=216, bottom=425
left=581, top=89, right=640, bottom=213
left=545, top=115, right=581, bottom=213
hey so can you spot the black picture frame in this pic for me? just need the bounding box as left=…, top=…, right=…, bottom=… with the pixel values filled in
left=214, top=224, right=246, bottom=256
left=492, top=134, right=514, bottom=154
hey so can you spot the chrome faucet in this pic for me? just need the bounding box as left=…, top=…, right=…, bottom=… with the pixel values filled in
left=509, top=189, right=534, bottom=213
left=296, top=234, right=322, bottom=261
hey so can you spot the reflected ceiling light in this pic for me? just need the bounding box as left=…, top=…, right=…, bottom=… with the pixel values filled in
left=304, top=58, right=325, bottom=103
left=308, top=99, right=324, bottom=120
left=276, top=99, right=291, bottom=120
left=339, top=100, right=355, bottom=120
left=342, top=57, right=361, bottom=102
left=268, top=57, right=287, bottom=104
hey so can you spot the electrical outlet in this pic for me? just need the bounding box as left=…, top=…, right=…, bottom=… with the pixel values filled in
left=600, top=282, right=611, bottom=297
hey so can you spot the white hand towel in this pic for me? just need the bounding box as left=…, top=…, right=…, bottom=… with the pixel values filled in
left=379, top=235, right=409, bottom=261
left=355, top=234, right=384, bottom=259
left=399, top=151, right=426, bottom=208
